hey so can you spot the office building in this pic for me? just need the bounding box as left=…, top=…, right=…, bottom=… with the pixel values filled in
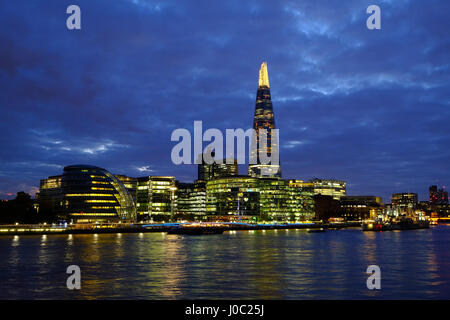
left=136, top=176, right=176, bottom=221
left=198, top=151, right=238, bottom=181
left=429, top=185, right=448, bottom=205
left=248, top=62, right=282, bottom=178
left=340, top=196, right=384, bottom=221
left=391, top=193, right=418, bottom=215
left=310, top=178, right=346, bottom=200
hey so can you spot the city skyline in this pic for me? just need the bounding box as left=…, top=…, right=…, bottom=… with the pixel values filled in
left=1, top=1, right=449, bottom=203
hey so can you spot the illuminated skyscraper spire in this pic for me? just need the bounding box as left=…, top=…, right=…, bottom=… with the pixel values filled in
left=258, top=62, right=270, bottom=88
left=249, top=62, right=281, bottom=178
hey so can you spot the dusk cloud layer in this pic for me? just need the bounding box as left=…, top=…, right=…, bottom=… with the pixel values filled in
left=0, top=0, right=449, bottom=202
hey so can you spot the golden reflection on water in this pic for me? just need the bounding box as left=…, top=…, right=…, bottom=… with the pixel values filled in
left=1, top=226, right=450, bottom=299
left=160, top=235, right=188, bottom=298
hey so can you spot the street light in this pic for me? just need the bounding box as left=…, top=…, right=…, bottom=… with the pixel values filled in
left=169, top=186, right=177, bottom=220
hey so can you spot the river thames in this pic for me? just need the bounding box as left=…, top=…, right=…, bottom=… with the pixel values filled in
left=1, top=225, right=450, bottom=299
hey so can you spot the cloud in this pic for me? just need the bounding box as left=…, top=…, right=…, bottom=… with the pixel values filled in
left=0, top=0, right=449, bottom=202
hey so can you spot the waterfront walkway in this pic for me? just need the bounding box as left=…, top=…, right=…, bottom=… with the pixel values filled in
left=0, top=221, right=361, bottom=236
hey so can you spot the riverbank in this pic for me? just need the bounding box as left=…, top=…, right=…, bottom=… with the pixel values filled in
left=0, top=221, right=362, bottom=236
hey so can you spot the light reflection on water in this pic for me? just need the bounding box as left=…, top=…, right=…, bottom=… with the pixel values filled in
left=0, top=226, right=450, bottom=299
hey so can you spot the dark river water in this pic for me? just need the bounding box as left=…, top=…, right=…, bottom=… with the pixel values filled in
left=1, top=225, right=450, bottom=299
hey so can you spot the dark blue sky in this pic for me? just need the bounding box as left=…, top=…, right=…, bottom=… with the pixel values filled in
left=0, top=0, right=449, bottom=202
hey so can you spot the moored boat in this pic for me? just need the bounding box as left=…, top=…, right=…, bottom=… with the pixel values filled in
left=167, top=226, right=225, bottom=235
left=362, top=220, right=393, bottom=231
left=307, top=228, right=326, bottom=233
left=363, top=217, right=430, bottom=231
left=392, top=218, right=429, bottom=230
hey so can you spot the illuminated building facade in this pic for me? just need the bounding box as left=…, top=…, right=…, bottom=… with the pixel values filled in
left=205, top=176, right=315, bottom=221
left=176, top=182, right=194, bottom=215
left=198, top=151, right=238, bottom=181
left=115, top=175, right=137, bottom=202
left=38, top=175, right=63, bottom=217
left=429, top=185, right=448, bottom=205
left=61, top=165, right=135, bottom=222
left=206, top=176, right=260, bottom=218
left=310, top=178, right=346, bottom=200
left=248, top=62, right=281, bottom=178
left=136, top=176, right=176, bottom=221
left=339, top=196, right=384, bottom=221
left=286, top=180, right=315, bottom=221
left=258, top=178, right=290, bottom=220
left=391, top=193, right=418, bottom=215
left=176, top=180, right=207, bottom=217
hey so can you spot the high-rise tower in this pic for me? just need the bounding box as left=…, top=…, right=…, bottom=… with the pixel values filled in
left=248, top=62, right=281, bottom=178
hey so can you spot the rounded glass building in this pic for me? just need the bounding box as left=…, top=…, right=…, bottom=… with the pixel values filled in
left=62, top=165, right=136, bottom=222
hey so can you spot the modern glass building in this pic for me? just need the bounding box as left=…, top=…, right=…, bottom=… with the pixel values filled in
left=136, top=176, right=176, bottom=221
left=38, top=175, right=63, bottom=217
left=309, top=178, right=347, bottom=200
left=61, top=165, right=136, bottom=222
left=206, top=176, right=260, bottom=218
left=258, top=179, right=315, bottom=221
left=286, top=180, right=315, bottom=221
left=205, top=176, right=315, bottom=221
left=176, top=180, right=207, bottom=217
left=115, top=174, right=137, bottom=202
left=391, top=193, right=418, bottom=215
left=198, top=150, right=238, bottom=181
left=248, top=62, right=282, bottom=178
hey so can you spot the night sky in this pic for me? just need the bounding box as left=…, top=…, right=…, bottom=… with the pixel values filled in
left=0, top=0, right=449, bottom=202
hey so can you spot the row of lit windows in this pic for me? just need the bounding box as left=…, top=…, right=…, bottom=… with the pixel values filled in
left=91, top=187, right=114, bottom=191
left=92, top=181, right=109, bottom=185
left=85, top=200, right=117, bottom=203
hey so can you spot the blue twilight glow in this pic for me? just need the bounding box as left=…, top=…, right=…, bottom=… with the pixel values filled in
left=0, top=0, right=449, bottom=202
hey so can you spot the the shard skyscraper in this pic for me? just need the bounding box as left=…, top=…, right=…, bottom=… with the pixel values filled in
left=248, top=62, right=282, bottom=178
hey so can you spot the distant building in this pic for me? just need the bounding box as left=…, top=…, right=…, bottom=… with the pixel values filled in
left=429, top=185, right=448, bottom=205
left=136, top=176, right=176, bottom=221
left=340, top=196, right=384, bottom=221
left=391, top=193, right=418, bottom=215
left=309, top=178, right=346, bottom=200
left=198, top=151, right=238, bottom=181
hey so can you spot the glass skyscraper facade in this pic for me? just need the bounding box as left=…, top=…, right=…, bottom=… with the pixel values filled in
left=248, top=62, right=282, bottom=178
left=206, top=176, right=260, bottom=217
left=176, top=180, right=206, bottom=217
left=136, top=176, right=176, bottom=221
left=205, top=177, right=315, bottom=221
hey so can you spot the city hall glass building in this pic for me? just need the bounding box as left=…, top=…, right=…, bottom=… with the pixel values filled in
left=39, top=165, right=136, bottom=222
